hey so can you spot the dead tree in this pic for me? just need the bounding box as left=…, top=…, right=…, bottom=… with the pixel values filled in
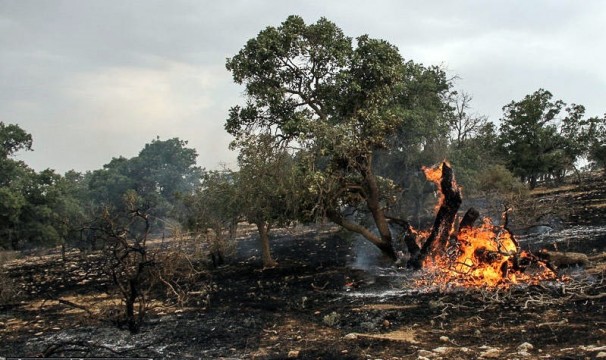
left=101, top=207, right=154, bottom=334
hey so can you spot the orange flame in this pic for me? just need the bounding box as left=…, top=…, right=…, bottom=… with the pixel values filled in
left=418, top=162, right=556, bottom=288
left=422, top=162, right=444, bottom=213
left=422, top=162, right=444, bottom=186
left=421, top=219, right=555, bottom=288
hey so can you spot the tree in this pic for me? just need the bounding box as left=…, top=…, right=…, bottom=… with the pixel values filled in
left=181, top=170, right=240, bottom=267
left=0, top=122, right=32, bottom=158
left=235, top=135, right=301, bottom=267
left=588, top=115, right=606, bottom=171
left=448, top=91, right=488, bottom=147
left=87, top=138, right=202, bottom=227
left=133, top=137, right=201, bottom=203
left=0, top=161, right=30, bottom=249
left=226, top=15, right=451, bottom=260
left=498, top=89, right=599, bottom=188
left=0, top=123, right=83, bottom=250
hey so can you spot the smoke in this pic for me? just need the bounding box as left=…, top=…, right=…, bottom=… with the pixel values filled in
left=349, top=234, right=387, bottom=271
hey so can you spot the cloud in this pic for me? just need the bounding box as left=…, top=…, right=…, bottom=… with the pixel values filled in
left=2, top=0, right=605, bottom=173
left=65, top=62, right=215, bottom=131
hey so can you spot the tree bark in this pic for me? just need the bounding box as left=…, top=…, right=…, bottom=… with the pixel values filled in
left=256, top=221, right=277, bottom=268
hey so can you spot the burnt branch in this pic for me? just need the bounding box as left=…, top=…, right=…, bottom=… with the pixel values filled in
left=459, top=207, right=479, bottom=229
left=386, top=216, right=421, bottom=260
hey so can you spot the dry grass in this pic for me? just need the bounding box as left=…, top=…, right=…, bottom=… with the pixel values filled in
left=349, top=329, right=419, bottom=343
left=0, top=250, right=21, bottom=265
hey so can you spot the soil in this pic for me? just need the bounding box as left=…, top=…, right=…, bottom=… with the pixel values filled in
left=1, top=174, right=606, bottom=359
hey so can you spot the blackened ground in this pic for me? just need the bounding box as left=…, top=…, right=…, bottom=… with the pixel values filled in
left=1, top=222, right=605, bottom=360
left=3, top=171, right=606, bottom=359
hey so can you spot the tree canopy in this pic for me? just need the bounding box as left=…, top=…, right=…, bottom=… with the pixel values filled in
left=498, top=89, right=602, bottom=187
left=226, top=15, right=452, bottom=259
left=87, top=137, right=202, bottom=221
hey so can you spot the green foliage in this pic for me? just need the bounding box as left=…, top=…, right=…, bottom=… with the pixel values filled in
left=476, top=164, right=528, bottom=195
left=0, top=123, right=86, bottom=249
left=180, top=169, right=239, bottom=265
left=87, top=138, right=202, bottom=227
left=182, top=170, right=239, bottom=234
left=587, top=115, right=606, bottom=170
left=0, top=122, right=32, bottom=158
left=236, top=134, right=301, bottom=227
left=498, top=89, right=599, bottom=187
left=226, top=16, right=452, bottom=258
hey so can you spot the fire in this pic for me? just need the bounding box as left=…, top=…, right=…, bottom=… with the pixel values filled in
left=422, top=162, right=445, bottom=213
left=422, top=162, right=444, bottom=186
left=417, top=161, right=556, bottom=288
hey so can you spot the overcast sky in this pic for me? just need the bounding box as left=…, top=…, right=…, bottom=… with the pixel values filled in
left=1, top=1, right=605, bottom=173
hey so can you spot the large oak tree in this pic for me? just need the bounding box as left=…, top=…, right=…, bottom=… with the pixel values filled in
left=226, top=16, right=451, bottom=260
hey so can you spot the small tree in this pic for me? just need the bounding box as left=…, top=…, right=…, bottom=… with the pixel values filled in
left=235, top=135, right=301, bottom=267
left=99, top=191, right=154, bottom=334
left=181, top=170, right=240, bottom=267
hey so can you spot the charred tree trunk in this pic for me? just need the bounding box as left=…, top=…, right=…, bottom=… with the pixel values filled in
left=409, top=162, right=462, bottom=269
left=459, top=207, right=479, bottom=229
left=256, top=221, right=277, bottom=268
left=386, top=216, right=420, bottom=261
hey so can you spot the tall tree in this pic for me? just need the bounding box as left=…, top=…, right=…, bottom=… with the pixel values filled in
left=226, top=15, right=451, bottom=260
left=448, top=91, right=488, bottom=147
left=499, top=89, right=600, bottom=187
left=87, top=138, right=202, bottom=225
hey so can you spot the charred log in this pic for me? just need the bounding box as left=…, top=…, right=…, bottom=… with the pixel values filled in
left=386, top=217, right=421, bottom=261
left=459, top=207, right=480, bottom=229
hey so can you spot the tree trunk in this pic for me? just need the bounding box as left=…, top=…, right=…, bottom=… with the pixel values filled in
left=256, top=221, right=277, bottom=268
left=327, top=210, right=397, bottom=261
left=360, top=157, right=397, bottom=260
left=409, top=162, right=462, bottom=269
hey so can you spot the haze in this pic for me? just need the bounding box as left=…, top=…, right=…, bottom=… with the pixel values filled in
left=1, top=0, right=604, bottom=173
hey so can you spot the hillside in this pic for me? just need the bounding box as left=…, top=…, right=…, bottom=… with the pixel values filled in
left=1, top=176, right=605, bottom=359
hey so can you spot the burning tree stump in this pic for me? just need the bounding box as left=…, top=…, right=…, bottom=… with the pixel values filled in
left=408, top=161, right=557, bottom=287
left=408, top=162, right=462, bottom=269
